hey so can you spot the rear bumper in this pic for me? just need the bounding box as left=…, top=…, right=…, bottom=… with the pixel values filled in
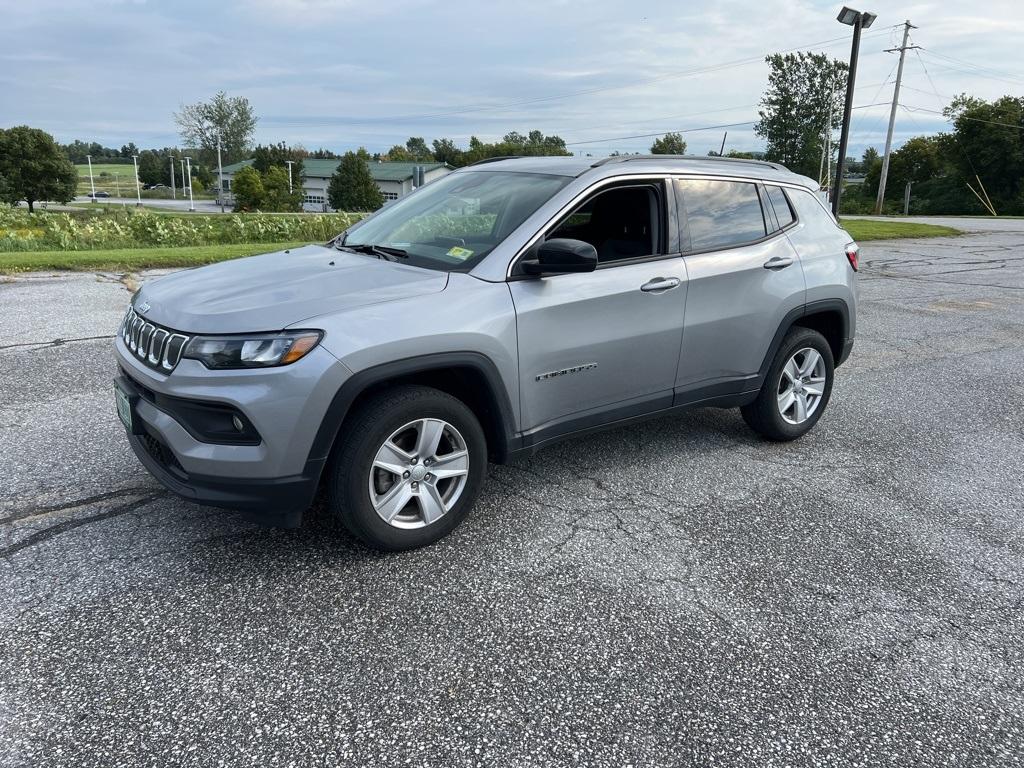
left=127, top=429, right=322, bottom=527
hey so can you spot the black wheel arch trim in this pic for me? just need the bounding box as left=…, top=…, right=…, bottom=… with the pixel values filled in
left=306, top=351, right=519, bottom=472
left=757, top=298, right=851, bottom=380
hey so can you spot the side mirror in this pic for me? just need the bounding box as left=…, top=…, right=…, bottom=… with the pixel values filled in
left=522, top=238, right=598, bottom=276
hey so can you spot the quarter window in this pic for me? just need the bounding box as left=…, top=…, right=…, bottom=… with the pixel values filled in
left=677, top=179, right=767, bottom=251
left=766, top=185, right=795, bottom=229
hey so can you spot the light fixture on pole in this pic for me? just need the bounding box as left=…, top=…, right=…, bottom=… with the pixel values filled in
left=131, top=154, right=142, bottom=207
left=185, top=156, right=195, bottom=212
left=832, top=6, right=876, bottom=217
left=86, top=154, right=96, bottom=202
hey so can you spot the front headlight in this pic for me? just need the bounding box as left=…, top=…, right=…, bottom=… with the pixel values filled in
left=183, top=330, right=323, bottom=370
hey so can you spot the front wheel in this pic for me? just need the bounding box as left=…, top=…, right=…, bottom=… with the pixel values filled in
left=326, top=385, right=487, bottom=551
left=741, top=326, right=835, bottom=441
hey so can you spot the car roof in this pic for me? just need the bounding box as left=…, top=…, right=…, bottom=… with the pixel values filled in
left=456, top=155, right=819, bottom=190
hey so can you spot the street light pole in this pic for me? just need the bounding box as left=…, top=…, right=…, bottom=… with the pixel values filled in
left=86, top=154, right=96, bottom=202
left=170, top=156, right=176, bottom=199
left=180, top=158, right=187, bottom=205
left=285, top=160, right=294, bottom=193
left=132, top=154, right=142, bottom=207
left=832, top=6, right=876, bottom=217
left=216, top=134, right=225, bottom=214
left=185, top=157, right=195, bottom=212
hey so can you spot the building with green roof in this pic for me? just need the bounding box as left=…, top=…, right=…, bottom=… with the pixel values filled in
left=219, top=158, right=452, bottom=211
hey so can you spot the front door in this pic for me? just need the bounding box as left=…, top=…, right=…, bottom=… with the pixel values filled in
left=509, top=182, right=688, bottom=440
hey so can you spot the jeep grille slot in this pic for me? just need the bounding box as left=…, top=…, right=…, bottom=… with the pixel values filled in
left=120, top=307, right=190, bottom=372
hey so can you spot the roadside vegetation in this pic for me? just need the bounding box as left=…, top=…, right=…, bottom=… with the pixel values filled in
left=839, top=218, right=961, bottom=240
left=0, top=205, right=364, bottom=252
left=0, top=242, right=306, bottom=274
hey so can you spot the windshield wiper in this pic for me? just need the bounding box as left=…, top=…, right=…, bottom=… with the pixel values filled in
left=338, top=243, right=408, bottom=261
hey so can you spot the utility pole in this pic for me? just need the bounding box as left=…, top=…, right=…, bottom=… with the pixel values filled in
left=903, top=181, right=912, bottom=215
left=718, top=132, right=727, bottom=157
left=217, top=134, right=225, bottom=214
left=170, top=156, right=176, bottom=199
left=874, top=20, right=918, bottom=214
left=131, top=154, right=142, bottom=207
left=86, top=154, right=96, bottom=202
left=185, top=157, right=195, bottom=212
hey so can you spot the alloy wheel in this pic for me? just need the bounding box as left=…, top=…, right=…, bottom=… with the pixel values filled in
left=777, top=347, right=827, bottom=425
left=368, top=418, right=470, bottom=529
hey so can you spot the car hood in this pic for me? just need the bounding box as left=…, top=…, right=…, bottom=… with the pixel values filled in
left=133, top=244, right=449, bottom=334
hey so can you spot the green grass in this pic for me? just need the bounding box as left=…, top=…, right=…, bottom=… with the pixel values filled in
left=839, top=218, right=961, bottom=240
left=75, top=162, right=136, bottom=177
left=0, top=241, right=306, bottom=274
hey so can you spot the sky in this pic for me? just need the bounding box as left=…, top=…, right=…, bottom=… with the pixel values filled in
left=1, top=0, right=1022, bottom=160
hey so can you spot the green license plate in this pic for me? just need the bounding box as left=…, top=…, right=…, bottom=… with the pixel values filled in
left=115, top=386, right=133, bottom=432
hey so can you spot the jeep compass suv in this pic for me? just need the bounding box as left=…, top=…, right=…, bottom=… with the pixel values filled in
left=114, top=155, right=858, bottom=550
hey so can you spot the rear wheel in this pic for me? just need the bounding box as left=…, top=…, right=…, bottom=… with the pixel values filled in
left=327, top=385, right=487, bottom=551
left=741, top=326, right=834, bottom=441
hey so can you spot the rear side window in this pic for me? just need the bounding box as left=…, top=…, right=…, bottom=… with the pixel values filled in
left=676, top=179, right=766, bottom=251
left=766, top=185, right=796, bottom=229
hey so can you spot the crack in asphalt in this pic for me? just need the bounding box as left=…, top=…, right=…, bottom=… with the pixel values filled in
left=0, top=493, right=162, bottom=559
left=0, top=334, right=115, bottom=351
left=0, top=486, right=157, bottom=525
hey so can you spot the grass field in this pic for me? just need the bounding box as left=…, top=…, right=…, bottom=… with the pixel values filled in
left=839, top=218, right=961, bottom=240
left=0, top=241, right=305, bottom=274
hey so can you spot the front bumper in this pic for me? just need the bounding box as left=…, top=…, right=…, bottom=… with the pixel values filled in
left=114, top=333, right=352, bottom=526
left=126, top=431, right=320, bottom=527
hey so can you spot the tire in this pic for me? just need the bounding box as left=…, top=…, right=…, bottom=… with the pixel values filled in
left=741, top=326, right=835, bottom=442
left=326, top=385, right=487, bottom=551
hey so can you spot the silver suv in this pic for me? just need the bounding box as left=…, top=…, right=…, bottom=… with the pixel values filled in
left=114, top=156, right=858, bottom=550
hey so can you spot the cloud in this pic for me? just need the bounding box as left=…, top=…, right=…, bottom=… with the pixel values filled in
left=2, top=0, right=1021, bottom=157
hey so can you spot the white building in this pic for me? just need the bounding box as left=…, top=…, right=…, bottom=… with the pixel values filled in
left=220, top=158, right=452, bottom=211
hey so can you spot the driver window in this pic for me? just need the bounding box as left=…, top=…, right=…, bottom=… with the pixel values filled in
left=548, top=185, right=660, bottom=264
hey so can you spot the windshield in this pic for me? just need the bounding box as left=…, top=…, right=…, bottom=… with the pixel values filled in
left=342, top=171, right=571, bottom=270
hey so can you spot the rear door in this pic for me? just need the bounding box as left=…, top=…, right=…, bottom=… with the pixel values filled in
left=509, top=180, right=688, bottom=439
left=674, top=177, right=805, bottom=396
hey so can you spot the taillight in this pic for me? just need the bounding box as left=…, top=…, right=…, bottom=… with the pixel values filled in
left=845, top=243, right=859, bottom=272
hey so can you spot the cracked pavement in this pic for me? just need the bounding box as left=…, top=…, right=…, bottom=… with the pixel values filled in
left=2, top=219, right=1023, bottom=767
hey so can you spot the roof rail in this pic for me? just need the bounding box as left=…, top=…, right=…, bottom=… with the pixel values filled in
left=467, top=155, right=524, bottom=167
left=590, top=154, right=782, bottom=171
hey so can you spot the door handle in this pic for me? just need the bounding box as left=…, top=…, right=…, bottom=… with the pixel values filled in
left=763, top=255, right=795, bottom=270
left=640, top=277, right=681, bottom=293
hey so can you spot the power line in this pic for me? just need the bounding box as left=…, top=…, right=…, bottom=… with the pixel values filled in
left=917, top=48, right=1024, bottom=85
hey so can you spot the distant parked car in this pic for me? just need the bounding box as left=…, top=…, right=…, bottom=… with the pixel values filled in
left=144, top=184, right=168, bottom=190
left=87, top=191, right=111, bottom=199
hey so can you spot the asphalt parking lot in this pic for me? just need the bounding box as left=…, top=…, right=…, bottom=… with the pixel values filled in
left=2, top=219, right=1023, bottom=767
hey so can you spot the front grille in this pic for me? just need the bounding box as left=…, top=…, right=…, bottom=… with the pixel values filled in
left=120, top=306, right=190, bottom=372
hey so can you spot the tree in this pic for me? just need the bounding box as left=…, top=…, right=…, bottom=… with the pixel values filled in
left=754, top=52, right=848, bottom=178
left=261, top=165, right=302, bottom=212
left=231, top=165, right=264, bottom=211
left=650, top=132, right=687, bottom=154
left=405, top=137, right=432, bottom=161
left=136, top=150, right=165, bottom=186
left=0, top=126, right=78, bottom=212
left=384, top=144, right=412, bottom=162
left=175, top=91, right=257, bottom=165
left=327, top=152, right=384, bottom=212
left=252, top=142, right=305, bottom=194
left=120, top=142, right=139, bottom=158
left=432, top=138, right=463, bottom=166
left=860, top=146, right=879, bottom=174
